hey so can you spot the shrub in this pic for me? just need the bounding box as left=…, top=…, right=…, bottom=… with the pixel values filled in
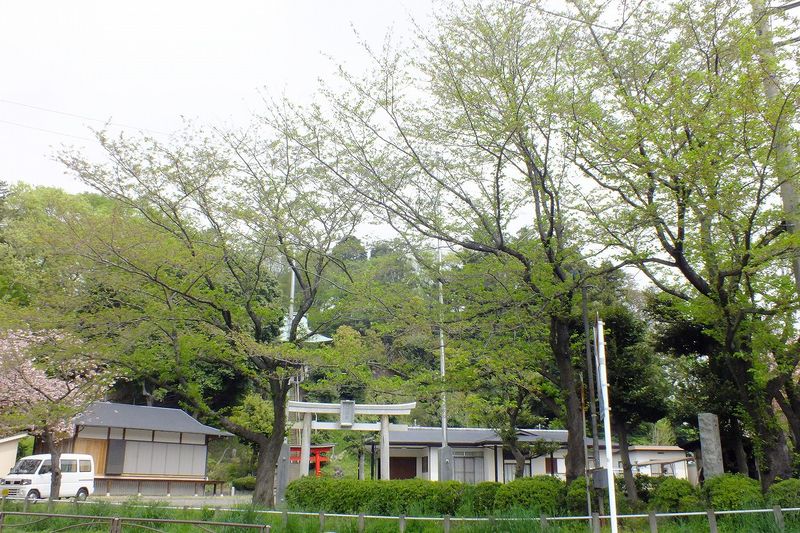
left=565, top=478, right=591, bottom=515
left=634, top=474, right=665, bottom=503
left=285, top=477, right=471, bottom=515
left=494, top=476, right=565, bottom=514
left=471, top=482, right=501, bottom=515
left=702, top=474, right=764, bottom=510
left=230, top=476, right=256, bottom=491
left=767, top=478, right=800, bottom=508
left=651, top=477, right=702, bottom=512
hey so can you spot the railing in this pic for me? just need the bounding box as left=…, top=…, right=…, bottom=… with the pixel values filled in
left=0, top=511, right=271, bottom=532
left=1, top=499, right=799, bottom=531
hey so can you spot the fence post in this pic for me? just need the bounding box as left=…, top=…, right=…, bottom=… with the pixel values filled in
left=488, top=516, right=496, bottom=530
left=109, top=518, right=122, bottom=533
left=774, top=505, right=786, bottom=532
left=443, top=514, right=451, bottom=533
left=645, top=510, right=657, bottom=532
left=591, top=512, right=600, bottom=533
left=282, top=510, right=288, bottom=529
left=0, top=511, right=5, bottom=533
left=319, top=511, right=325, bottom=532
left=358, top=513, right=365, bottom=533
left=539, top=512, right=548, bottom=529
left=258, top=525, right=270, bottom=533
left=707, top=509, right=718, bottom=533
left=399, top=514, right=406, bottom=533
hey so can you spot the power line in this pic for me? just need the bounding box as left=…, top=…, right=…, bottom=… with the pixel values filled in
left=0, top=118, right=94, bottom=142
left=0, top=98, right=170, bottom=136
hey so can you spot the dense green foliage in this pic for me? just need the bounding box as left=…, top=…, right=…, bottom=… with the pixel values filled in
left=651, top=478, right=702, bottom=512
left=285, top=477, right=470, bottom=516
left=231, top=476, right=257, bottom=492
left=702, top=474, right=765, bottom=510
left=492, top=476, right=565, bottom=514
left=767, top=478, right=800, bottom=508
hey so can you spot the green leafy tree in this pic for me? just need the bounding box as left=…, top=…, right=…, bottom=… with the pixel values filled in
left=281, top=2, right=593, bottom=482
left=565, top=0, right=800, bottom=486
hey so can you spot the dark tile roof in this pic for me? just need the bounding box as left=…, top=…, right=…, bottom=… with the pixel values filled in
left=74, top=402, right=232, bottom=437
left=384, top=426, right=570, bottom=446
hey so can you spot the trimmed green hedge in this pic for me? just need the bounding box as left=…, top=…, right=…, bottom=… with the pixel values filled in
left=767, top=478, right=800, bottom=508
left=285, top=478, right=470, bottom=516
left=702, top=474, right=764, bottom=510
left=471, top=482, right=502, bottom=515
left=651, top=477, right=702, bottom=512
left=286, top=476, right=573, bottom=516
left=493, top=476, right=565, bottom=513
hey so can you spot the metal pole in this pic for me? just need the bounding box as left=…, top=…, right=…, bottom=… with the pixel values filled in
left=583, top=285, right=602, bottom=471
left=438, top=240, right=448, bottom=447
left=596, top=318, right=618, bottom=533
left=582, top=283, right=604, bottom=513
left=437, top=239, right=453, bottom=481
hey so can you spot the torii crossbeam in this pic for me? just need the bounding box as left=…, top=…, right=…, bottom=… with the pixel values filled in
left=287, top=400, right=416, bottom=480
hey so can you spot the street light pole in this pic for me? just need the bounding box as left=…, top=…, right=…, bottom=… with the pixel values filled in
left=437, top=239, right=453, bottom=481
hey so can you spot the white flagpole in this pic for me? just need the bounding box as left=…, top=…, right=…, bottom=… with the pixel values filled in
left=596, top=318, right=618, bottom=533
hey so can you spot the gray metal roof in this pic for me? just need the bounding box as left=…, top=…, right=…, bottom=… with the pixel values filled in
left=74, top=402, right=232, bottom=437
left=385, top=427, right=570, bottom=446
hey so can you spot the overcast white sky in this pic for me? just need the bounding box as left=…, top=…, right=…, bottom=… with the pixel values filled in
left=0, top=0, right=437, bottom=192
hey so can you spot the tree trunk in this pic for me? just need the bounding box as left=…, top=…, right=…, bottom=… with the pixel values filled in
left=252, top=377, right=290, bottom=507
left=727, top=356, right=791, bottom=488
left=510, top=445, right=527, bottom=479
left=614, top=421, right=638, bottom=504
left=42, top=430, right=62, bottom=502
left=732, top=430, right=749, bottom=476
left=551, top=314, right=586, bottom=483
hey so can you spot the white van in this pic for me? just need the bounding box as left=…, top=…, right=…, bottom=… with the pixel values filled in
left=0, top=453, right=94, bottom=502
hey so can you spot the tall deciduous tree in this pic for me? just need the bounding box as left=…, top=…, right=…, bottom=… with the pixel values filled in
left=565, top=0, right=800, bottom=486
left=30, top=127, right=363, bottom=505
left=281, top=3, right=591, bottom=482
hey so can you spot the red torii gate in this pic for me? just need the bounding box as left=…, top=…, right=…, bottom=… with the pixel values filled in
left=288, top=444, right=334, bottom=477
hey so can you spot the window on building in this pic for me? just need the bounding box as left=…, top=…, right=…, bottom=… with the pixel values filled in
left=422, top=456, right=429, bottom=474
left=454, top=454, right=484, bottom=484
left=503, top=462, right=531, bottom=482
left=545, top=457, right=559, bottom=474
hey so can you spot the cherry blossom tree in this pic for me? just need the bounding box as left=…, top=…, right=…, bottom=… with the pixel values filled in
left=0, top=331, right=110, bottom=500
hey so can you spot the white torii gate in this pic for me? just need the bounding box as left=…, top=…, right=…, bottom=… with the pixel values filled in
left=287, top=400, right=416, bottom=480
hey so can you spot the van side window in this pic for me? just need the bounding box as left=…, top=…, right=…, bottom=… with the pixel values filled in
left=79, top=460, right=92, bottom=473
left=61, top=459, right=77, bottom=473
left=39, top=460, right=52, bottom=474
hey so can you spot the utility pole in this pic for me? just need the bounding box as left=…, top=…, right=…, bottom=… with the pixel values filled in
left=751, top=0, right=800, bottom=294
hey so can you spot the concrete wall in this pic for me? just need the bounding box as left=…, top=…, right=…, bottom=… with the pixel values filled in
left=0, top=439, right=21, bottom=476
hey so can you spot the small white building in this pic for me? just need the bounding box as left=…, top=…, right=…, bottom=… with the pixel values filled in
left=372, top=427, right=694, bottom=484
left=0, top=434, right=28, bottom=476
left=61, top=402, right=231, bottom=496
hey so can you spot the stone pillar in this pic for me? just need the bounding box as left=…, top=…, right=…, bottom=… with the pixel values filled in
left=275, top=440, right=290, bottom=508
left=300, top=412, right=312, bottom=477
left=380, top=414, right=390, bottom=480
left=439, top=445, right=454, bottom=481
left=698, top=413, right=724, bottom=479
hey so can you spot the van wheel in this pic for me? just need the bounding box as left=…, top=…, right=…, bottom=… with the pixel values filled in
left=76, top=488, right=89, bottom=501
left=25, top=490, right=40, bottom=503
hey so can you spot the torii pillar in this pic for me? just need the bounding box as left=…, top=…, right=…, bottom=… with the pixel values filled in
left=287, top=400, right=416, bottom=481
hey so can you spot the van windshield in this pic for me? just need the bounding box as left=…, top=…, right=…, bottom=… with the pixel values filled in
left=10, top=459, right=41, bottom=475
